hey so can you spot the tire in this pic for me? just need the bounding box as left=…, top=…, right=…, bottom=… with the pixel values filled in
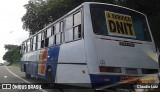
left=46, top=68, right=55, bottom=88
left=25, top=71, right=31, bottom=79
left=47, top=68, right=53, bottom=83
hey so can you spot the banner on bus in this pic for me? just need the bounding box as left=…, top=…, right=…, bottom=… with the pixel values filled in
left=105, top=11, right=136, bottom=38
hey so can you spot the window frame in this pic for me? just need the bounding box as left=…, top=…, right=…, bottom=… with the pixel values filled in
left=64, top=9, right=82, bottom=43
left=21, top=7, right=83, bottom=53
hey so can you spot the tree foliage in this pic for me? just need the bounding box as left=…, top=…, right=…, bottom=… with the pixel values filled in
left=21, top=0, right=115, bottom=35
left=22, top=0, right=160, bottom=49
left=3, top=45, right=20, bottom=64
left=119, top=0, right=160, bottom=50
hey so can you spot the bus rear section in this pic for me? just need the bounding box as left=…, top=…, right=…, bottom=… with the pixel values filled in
left=84, top=3, right=159, bottom=88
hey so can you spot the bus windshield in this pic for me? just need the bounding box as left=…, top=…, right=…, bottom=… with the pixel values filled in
left=90, top=4, right=152, bottom=42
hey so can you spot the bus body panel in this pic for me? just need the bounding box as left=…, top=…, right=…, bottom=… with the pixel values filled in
left=94, top=36, right=158, bottom=69
left=83, top=3, right=99, bottom=74
left=55, top=39, right=91, bottom=85
left=56, top=64, right=91, bottom=87
left=58, top=39, right=86, bottom=64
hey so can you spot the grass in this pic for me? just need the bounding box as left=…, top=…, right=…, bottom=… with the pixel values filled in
left=9, top=62, right=20, bottom=68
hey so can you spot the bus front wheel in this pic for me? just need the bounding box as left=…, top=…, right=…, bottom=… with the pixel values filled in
left=25, top=71, right=31, bottom=79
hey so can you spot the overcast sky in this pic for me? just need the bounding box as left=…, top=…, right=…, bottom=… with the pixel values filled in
left=0, top=0, right=29, bottom=63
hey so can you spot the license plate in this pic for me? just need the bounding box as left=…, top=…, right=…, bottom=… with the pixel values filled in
left=126, top=68, right=138, bottom=74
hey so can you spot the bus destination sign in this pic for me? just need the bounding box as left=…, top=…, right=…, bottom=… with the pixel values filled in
left=105, top=11, right=136, bottom=38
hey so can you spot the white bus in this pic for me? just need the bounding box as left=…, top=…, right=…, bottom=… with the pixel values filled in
left=20, top=2, right=159, bottom=88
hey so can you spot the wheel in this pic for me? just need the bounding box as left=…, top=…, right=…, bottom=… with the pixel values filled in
left=25, top=71, right=31, bottom=79
left=46, top=68, right=55, bottom=88
left=47, top=68, right=53, bottom=83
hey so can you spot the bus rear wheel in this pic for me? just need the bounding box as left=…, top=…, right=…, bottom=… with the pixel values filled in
left=47, top=68, right=53, bottom=83
left=46, top=68, right=55, bottom=88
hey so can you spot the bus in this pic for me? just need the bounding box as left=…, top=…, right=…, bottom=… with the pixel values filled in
left=20, top=2, right=159, bottom=89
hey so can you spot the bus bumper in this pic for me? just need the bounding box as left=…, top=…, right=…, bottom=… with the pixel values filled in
left=90, top=74, right=159, bottom=89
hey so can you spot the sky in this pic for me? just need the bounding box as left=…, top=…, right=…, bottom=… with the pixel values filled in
left=0, top=0, right=30, bottom=63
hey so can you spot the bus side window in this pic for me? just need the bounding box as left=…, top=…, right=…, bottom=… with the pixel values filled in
left=49, top=36, right=54, bottom=47
left=45, top=27, right=53, bottom=47
left=55, top=23, right=62, bottom=45
left=65, top=15, right=73, bottom=30
left=35, top=35, right=38, bottom=50
left=20, top=44, right=24, bottom=54
left=49, top=26, right=55, bottom=47
left=27, top=40, right=30, bottom=52
left=55, top=23, right=60, bottom=34
left=33, top=35, right=37, bottom=51
left=60, top=21, right=64, bottom=43
left=64, top=28, right=73, bottom=42
left=30, top=38, right=33, bottom=51
left=65, top=15, right=74, bottom=42
left=22, top=43, right=25, bottom=54
left=56, top=33, right=61, bottom=45
left=47, top=27, right=52, bottom=37
left=73, top=11, right=81, bottom=40
left=25, top=42, right=28, bottom=53
left=52, top=26, right=55, bottom=35
left=45, top=30, right=49, bottom=47
left=41, top=32, right=44, bottom=48
left=37, top=33, right=41, bottom=50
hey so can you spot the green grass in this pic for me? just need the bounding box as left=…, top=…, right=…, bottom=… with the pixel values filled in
left=9, top=62, right=20, bottom=68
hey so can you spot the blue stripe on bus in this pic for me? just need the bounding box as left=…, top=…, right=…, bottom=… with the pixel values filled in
left=90, top=74, right=121, bottom=88
left=47, top=45, right=60, bottom=81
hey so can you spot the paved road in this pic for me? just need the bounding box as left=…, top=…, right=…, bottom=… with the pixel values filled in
left=3, top=65, right=160, bottom=92
left=0, top=66, right=94, bottom=92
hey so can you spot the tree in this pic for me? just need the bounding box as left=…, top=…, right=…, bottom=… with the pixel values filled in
left=21, top=0, right=115, bottom=35
left=3, top=45, right=20, bottom=64
left=119, top=0, right=160, bottom=50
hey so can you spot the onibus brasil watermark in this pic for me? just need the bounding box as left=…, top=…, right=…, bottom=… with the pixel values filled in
left=1, top=83, right=42, bottom=89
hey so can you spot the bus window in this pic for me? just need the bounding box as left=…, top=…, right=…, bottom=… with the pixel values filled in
left=65, top=15, right=73, bottom=30
left=38, top=33, right=41, bottom=41
left=55, top=23, right=60, bottom=34
left=47, top=27, right=52, bottom=37
left=41, top=32, right=44, bottom=48
left=52, top=26, right=55, bottom=35
left=74, top=12, right=81, bottom=26
left=33, top=44, right=35, bottom=51
left=38, top=41, right=41, bottom=49
left=27, top=40, right=30, bottom=52
left=41, top=40, right=44, bottom=48
left=33, top=36, right=37, bottom=43
left=90, top=4, right=152, bottom=41
left=56, top=34, right=61, bottom=45
left=49, top=36, right=54, bottom=47
left=25, top=42, right=27, bottom=53
left=61, top=32, right=63, bottom=43
left=60, top=21, right=64, bottom=32
left=41, top=31, right=45, bottom=40
left=44, top=30, right=47, bottom=39
left=73, top=11, right=82, bottom=40
left=33, top=36, right=37, bottom=51
left=45, top=38, right=49, bottom=47
left=74, top=26, right=81, bottom=40
left=35, top=35, right=38, bottom=50
left=30, top=38, right=33, bottom=51
left=65, top=28, right=73, bottom=42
